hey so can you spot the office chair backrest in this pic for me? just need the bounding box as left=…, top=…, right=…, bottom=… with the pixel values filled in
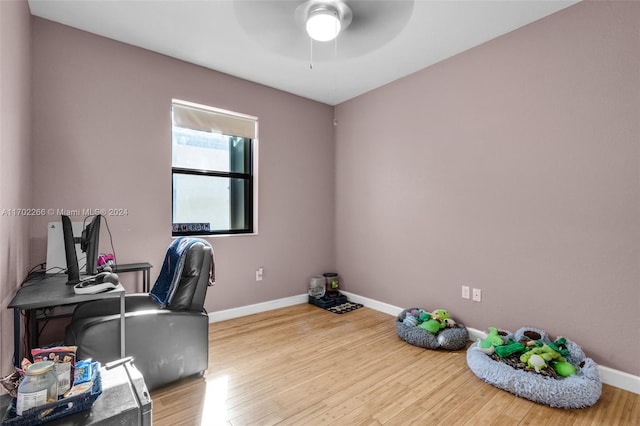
left=168, top=242, right=212, bottom=312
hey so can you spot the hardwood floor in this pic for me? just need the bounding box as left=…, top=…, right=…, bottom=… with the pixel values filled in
left=150, top=304, right=639, bottom=425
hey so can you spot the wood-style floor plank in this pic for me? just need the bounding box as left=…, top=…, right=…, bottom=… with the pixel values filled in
left=150, top=304, right=640, bottom=425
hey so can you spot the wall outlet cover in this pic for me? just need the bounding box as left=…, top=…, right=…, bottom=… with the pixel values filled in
left=472, top=288, right=482, bottom=302
left=462, top=285, right=470, bottom=299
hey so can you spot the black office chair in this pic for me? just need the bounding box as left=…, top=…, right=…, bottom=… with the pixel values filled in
left=65, top=238, right=214, bottom=390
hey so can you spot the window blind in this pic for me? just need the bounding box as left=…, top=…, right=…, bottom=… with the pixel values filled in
left=172, top=100, right=256, bottom=140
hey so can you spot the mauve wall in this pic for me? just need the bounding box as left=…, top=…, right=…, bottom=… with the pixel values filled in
left=335, top=1, right=639, bottom=375
left=30, top=18, right=335, bottom=311
left=0, top=0, right=32, bottom=377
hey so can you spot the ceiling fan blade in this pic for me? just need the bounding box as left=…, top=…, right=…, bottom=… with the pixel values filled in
left=234, top=0, right=414, bottom=62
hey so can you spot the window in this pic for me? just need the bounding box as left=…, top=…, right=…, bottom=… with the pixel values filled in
left=171, top=100, right=257, bottom=236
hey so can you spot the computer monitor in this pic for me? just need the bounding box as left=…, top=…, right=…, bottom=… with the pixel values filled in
left=61, top=215, right=80, bottom=285
left=61, top=214, right=102, bottom=284
left=81, top=215, right=101, bottom=276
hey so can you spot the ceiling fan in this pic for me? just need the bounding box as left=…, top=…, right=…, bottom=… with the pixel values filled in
left=233, top=0, right=415, bottom=63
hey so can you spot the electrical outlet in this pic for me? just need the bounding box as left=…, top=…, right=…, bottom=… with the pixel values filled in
left=472, top=288, right=482, bottom=302
left=461, top=285, right=470, bottom=299
left=256, top=267, right=263, bottom=281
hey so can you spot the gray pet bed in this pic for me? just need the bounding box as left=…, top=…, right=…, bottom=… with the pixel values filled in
left=466, top=327, right=602, bottom=408
left=396, top=308, right=469, bottom=351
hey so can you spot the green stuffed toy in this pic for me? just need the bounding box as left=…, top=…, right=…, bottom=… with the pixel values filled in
left=495, top=341, right=526, bottom=358
left=484, top=327, right=505, bottom=347
left=417, top=309, right=449, bottom=334
left=547, top=337, right=571, bottom=357
left=520, top=344, right=567, bottom=368
left=476, top=327, right=505, bottom=355
left=519, top=343, right=577, bottom=376
left=408, top=309, right=430, bottom=323
left=526, top=354, right=547, bottom=373
left=431, top=309, right=449, bottom=322
left=554, top=361, right=577, bottom=377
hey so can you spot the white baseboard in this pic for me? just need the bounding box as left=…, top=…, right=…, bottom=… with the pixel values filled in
left=208, top=291, right=640, bottom=395
left=208, top=294, right=308, bottom=323
left=598, top=366, right=640, bottom=395
left=338, top=291, right=403, bottom=317
left=466, top=327, right=487, bottom=343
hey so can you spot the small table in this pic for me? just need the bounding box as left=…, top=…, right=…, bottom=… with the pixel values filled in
left=112, top=262, right=152, bottom=292
left=0, top=358, right=152, bottom=425
left=8, top=273, right=125, bottom=367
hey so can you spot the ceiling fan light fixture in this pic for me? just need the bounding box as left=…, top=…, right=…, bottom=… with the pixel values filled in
left=306, top=6, right=342, bottom=42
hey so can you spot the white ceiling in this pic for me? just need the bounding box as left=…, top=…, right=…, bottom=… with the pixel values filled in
left=28, top=0, right=579, bottom=106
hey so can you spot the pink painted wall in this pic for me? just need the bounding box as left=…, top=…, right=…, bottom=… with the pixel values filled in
left=0, top=0, right=32, bottom=378
left=2, top=0, right=638, bottom=383
left=30, top=18, right=336, bottom=311
left=335, top=1, right=640, bottom=375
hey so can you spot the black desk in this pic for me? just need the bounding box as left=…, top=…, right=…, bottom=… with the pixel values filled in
left=8, top=273, right=125, bottom=367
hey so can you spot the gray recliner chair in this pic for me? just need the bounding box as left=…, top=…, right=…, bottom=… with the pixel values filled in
left=65, top=239, right=214, bottom=390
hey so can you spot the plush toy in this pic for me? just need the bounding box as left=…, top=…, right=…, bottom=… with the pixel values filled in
left=524, top=340, right=542, bottom=349
left=483, top=327, right=505, bottom=347
left=495, top=341, right=526, bottom=358
left=476, top=327, right=505, bottom=355
left=554, top=361, right=577, bottom=377
left=418, top=309, right=450, bottom=334
left=444, top=318, right=456, bottom=328
left=547, top=337, right=570, bottom=357
left=545, top=348, right=565, bottom=362
left=526, top=354, right=547, bottom=373
left=408, top=309, right=430, bottom=323
left=519, top=344, right=567, bottom=373
left=477, top=338, right=496, bottom=355
left=520, top=347, right=540, bottom=364
left=537, top=345, right=566, bottom=362
left=431, top=309, right=450, bottom=322
left=403, top=315, right=418, bottom=327
left=418, top=319, right=441, bottom=333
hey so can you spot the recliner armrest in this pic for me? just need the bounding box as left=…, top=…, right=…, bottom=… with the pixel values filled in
left=72, top=294, right=159, bottom=321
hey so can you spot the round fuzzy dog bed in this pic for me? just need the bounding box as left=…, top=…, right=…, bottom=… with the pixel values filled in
left=466, top=327, right=602, bottom=408
left=396, top=308, right=469, bottom=351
